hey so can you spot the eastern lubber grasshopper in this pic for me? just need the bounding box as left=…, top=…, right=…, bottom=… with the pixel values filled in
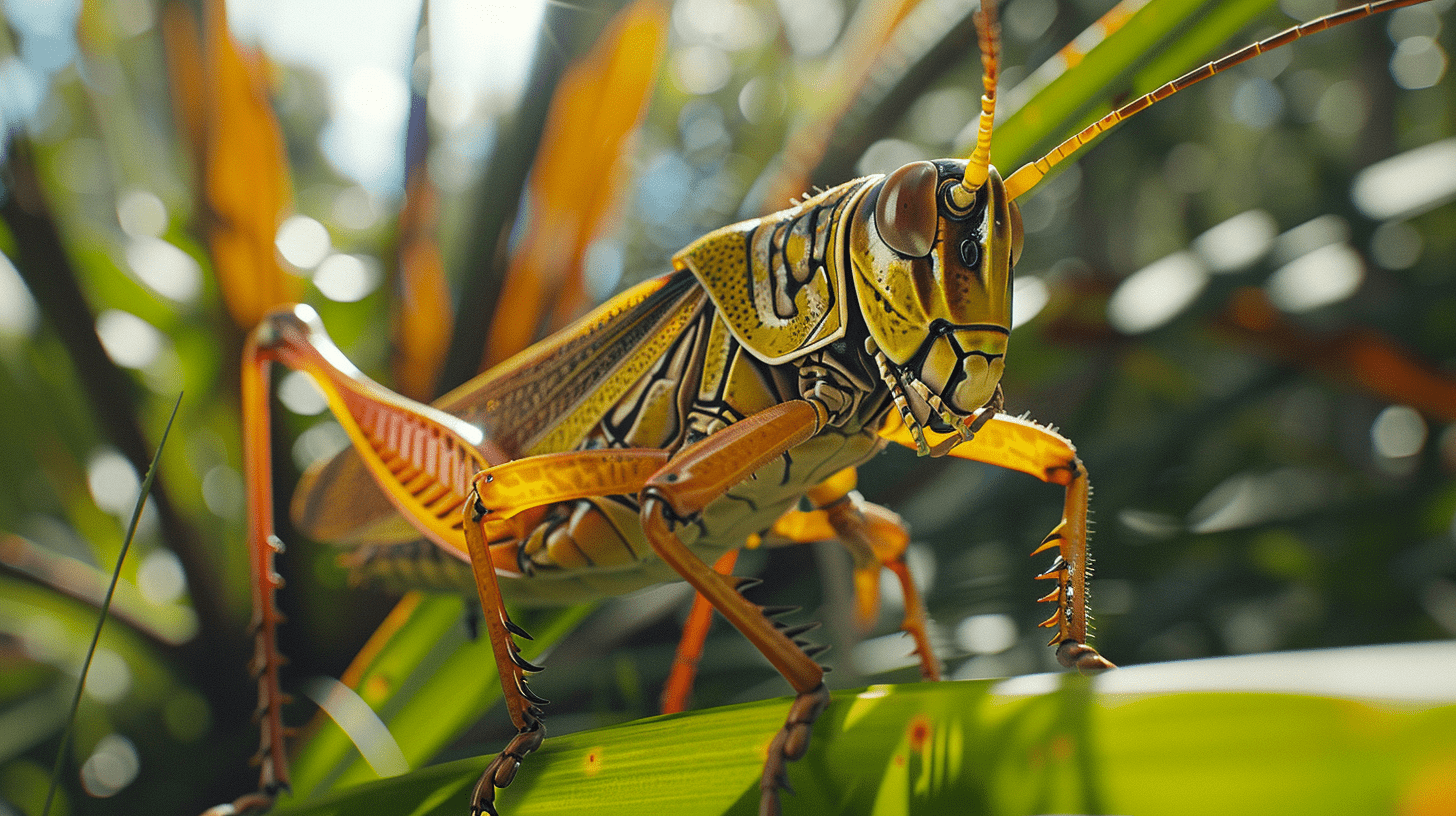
left=213, top=0, right=1447, bottom=813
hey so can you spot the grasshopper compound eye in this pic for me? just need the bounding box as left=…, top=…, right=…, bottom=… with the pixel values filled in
left=874, top=161, right=940, bottom=258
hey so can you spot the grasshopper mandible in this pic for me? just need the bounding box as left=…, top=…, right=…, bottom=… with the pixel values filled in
left=217, top=0, right=1439, bottom=813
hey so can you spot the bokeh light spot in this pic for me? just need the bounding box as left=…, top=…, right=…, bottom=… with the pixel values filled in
left=202, top=465, right=244, bottom=521
left=1011, top=275, right=1048, bottom=329
left=80, top=734, right=139, bottom=797
left=116, top=189, right=167, bottom=238
left=276, top=214, right=332, bottom=270
left=138, top=548, right=187, bottom=605
left=1370, top=220, right=1423, bottom=270
left=1107, top=252, right=1208, bottom=334
left=1372, top=405, right=1427, bottom=460
left=294, top=421, right=351, bottom=471
left=126, top=237, right=202, bottom=303
left=671, top=45, right=731, bottom=95
left=1193, top=210, right=1276, bottom=272
left=1266, top=243, right=1363, bottom=312
left=83, top=649, right=133, bottom=705
left=95, top=309, right=163, bottom=369
left=87, top=448, right=140, bottom=518
left=955, top=613, right=1017, bottom=655
left=1390, top=35, right=1447, bottom=90
left=1352, top=138, right=1456, bottom=221
left=313, top=253, right=381, bottom=302
left=0, top=251, right=39, bottom=337
left=279, top=370, right=329, bottom=416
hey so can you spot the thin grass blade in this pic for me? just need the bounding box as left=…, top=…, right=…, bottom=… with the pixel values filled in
left=42, top=393, right=181, bottom=816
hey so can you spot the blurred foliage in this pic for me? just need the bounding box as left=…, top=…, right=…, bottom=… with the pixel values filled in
left=0, top=0, right=1453, bottom=814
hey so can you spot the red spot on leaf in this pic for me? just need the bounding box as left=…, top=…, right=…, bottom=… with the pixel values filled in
left=907, top=714, right=932, bottom=753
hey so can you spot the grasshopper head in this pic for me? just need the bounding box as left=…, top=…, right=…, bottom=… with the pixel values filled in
left=848, top=159, right=1023, bottom=445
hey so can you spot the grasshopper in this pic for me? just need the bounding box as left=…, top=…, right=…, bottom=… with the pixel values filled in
left=217, top=0, right=1441, bottom=813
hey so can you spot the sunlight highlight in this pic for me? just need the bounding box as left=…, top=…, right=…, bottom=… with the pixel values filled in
left=0, top=251, right=38, bottom=337
left=1107, top=252, right=1207, bottom=334
left=302, top=676, right=409, bottom=778
left=1351, top=137, right=1456, bottom=220
left=95, top=309, right=164, bottom=369
left=1266, top=243, right=1363, bottom=313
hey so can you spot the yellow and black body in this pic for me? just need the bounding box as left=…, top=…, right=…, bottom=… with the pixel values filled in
left=219, top=0, right=1434, bottom=812
left=238, top=153, right=1100, bottom=814
left=295, top=158, right=1035, bottom=603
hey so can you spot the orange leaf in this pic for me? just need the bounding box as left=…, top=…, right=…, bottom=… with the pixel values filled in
left=483, top=0, right=670, bottom=368
left=199, top=0, right=300, bottom=329
left=392, top=173, right=454, bottom=401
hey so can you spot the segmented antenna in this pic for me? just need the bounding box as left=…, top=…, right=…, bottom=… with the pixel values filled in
left=1003, top=0, right=1434, bottom=200
left=960, top=0, right=1001, bottom=198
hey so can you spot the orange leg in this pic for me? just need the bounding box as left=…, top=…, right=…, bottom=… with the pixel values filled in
left=225, top=306, right=509, bottom=815
left=217, top=316, right=290, bottom=815
left=881, top=411, right=1114, bottom=673
left=806, top=468, right=939, bottom=681
left=638, top=399, right=832, bottom=815
left=661, top=463, right=943, bottom=715
left=462, top=493, right=548, bottom=816
left=660, top=549, right=739, bottom=715
left=761, top=468, right=940, bottom=681
left=461, top=399, right=836, bottom=813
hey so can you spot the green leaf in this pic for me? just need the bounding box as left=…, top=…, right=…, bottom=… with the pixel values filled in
left=270, top=662, right=1456, bottom=816
left=290, top=596, right=595, bottom=798
left=989, top=0, right=1280, bottom=174
left=270, top=640, right=1456, bottom=816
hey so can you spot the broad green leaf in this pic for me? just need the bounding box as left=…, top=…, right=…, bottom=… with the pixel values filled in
left=272, top=664, right=1456, bottom=816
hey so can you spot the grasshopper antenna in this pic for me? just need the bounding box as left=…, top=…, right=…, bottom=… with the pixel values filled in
left=1003, top=0, right=1435, bottom=200
left=43, top=393, right=182, bottom=816
left=957, top=0, right=1001, bottom=205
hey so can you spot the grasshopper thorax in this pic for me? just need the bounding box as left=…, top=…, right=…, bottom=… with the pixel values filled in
left=849, top=159, right=1023, bottom=444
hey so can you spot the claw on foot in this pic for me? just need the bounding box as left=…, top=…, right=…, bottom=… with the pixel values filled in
left=1056, top=640, right=1115, bottom=674
left=759, top=684, right=830, bottom=816
left=470, top=724, right=546, bottom=816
